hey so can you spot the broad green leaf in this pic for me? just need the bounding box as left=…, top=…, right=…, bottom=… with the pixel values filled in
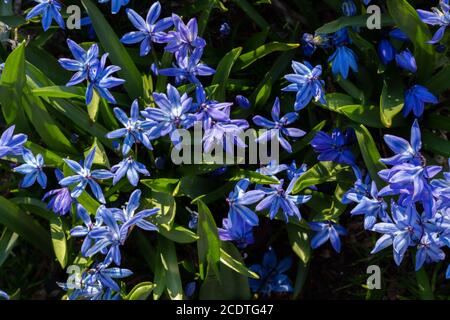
left=50, top=216, right=68, bottom=268
left=212, top=47, right=242, bottom=101
left=81, top=0, right=143, bottom=99
left=287, top=224, right=311, bottom=264
left=25, top=141, right=64, bottom=166
left=197, top=200, right=221, bottom=279
left=32, top=86, right=85, bottom=99
left=149, top=191, right=176, bottom=230
left=423, top=132, right=450, bottom=157
left=292, top=162, right=351, bottom=194
left=0, top=196, right=52, bottom=255
left=141, top=178, right=179, bottom=194
left=159, top=225, right=199, bottom=244
left=220, top=245, right=259, bottom=279
left=387, top=0, right=435, bottom=81
left=85, top=139, right=110, bottom=168
left=124, top=282, right=154, bottom=300
left=338, top=104, right=384, bottom=128
left=353, top=124, right=387, bottom=186
left=0, top=228, right=18, bottom=267
left=380, top=74, right=405, bottom=128
left=157, top=236, right=184, bottom=300
left=416, top=266, right=434, bottom=300
left=316, top=14, right=394, bottom=34
left=226, top=168, right=279, bottom=184
left=234, top=42, right=299, bottom=70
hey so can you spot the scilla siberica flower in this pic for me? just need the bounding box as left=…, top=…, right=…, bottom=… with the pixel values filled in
left=350, top=181, right=388, bottom=230
left=403, top=85, right=438, bottom=118
left=342, top=167, right=371, bottom=204
left=0, top=290, right=8, bottom=300
left=283, top=61, right=326, bottom=111
left=328, top=46, right=358, bottom=79
left=300, top=33, right=330, bottom=57
left=111, top=156, right=149, bottom=187
left=162, top=15, right=206, bottom=56
left=256, top=179, right=311, bottom=222
left=249, top=248, right=293, bottom=296
left=395, top=49, right=417, bottom=73
left=59, top=147, right=114, bottom=204
left=98, top=0, right=130, bottom=14
left=378, top=39, right=396, bottom=65
left=253, top=97, right=305, bottom=153
left=86, top=53, right=125, bottom=105
left=311, top=128, right=356, bottom=165
left=141, top=84, right=196, bottom=148
left=26, top=0, right=65, bottom=31
left=342, top=0, right=357, bottom=17
left=13, top=149, right=47, bottom=189
left=0, top=125, right=27, bottom=158
left=371, top=202, right=422, bottom=266
left=226, top=179, right=265, bottom=227
left=219, top=22, right=231, bottom=36
left=235, top=95, right=251, bottom=110
left=42, top=169, right=73, bottom=216
left=191, top=87, right=231, bottom=128
left=159, top=48, right=216, bottom=86
left=106, top=100, right=157, bottom=155
left=120, top=2, right=173, bottom=56
left=218, top=212, right=254, bottom=249
left=310, top=221, right=348, bottom=253
left=58, top=39, right=99, bottom=87
left=417, top=0, right=450, bottom=44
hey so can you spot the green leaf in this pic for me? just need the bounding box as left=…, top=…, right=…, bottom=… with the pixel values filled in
left=159, top=225, right=199, bottom=244
left=31, top=86, right=85, bottom=99
left=226, top=168, right=279, bottom=184
left=157, top=236, right=184, bottom=300
left=422, top=132, right=450, bottom=157
left=141, top=178, right=179, bottom=194
left=380, top=74, right=405, bottom=128
left=0, top=196, right=52, bottom=255
left=338, top=104, right=384, bottom=128
left=292, top=162, right=351, bottom=194
left=0, top=228, right=18, bottom=268
left=316, top=14, right=394, bottom=34
left=212, top=47, right=242, bottom=101
left=353, top=124, right=387, bottom=186
left=220, top=245, right=259, bottom=279
left=81, top=0, right=143, bottom=99
left=50, top=216, right=68, bottom=268
left=416, top=267, right=434, bottom=300
left=231, top=0, right=269, bottom=30
left=124, top=282, right=154, bottom=300
left=234, top=42, right=299, bottom=70
left=287, top=225, right=311, bottom=264
left=386, top=0, right=435, bottom=81
left=426, top=65, right=450, bottom=95
left=197, top=200, right=221, bottom=279
left=150, top=191, right=177, bottom=230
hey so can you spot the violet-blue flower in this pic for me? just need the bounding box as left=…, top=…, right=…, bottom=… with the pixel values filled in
left=42, top=169, right=73, bottom=216
left=0, top=125, right=27, bottom=158
left=26, top=0, right=65, bottom=31
left=310, top=128, right=356, bottom=165
left=403, top=85, right=439, bottom=118
left=417, top=0, right=450, bottom=44
left=120, top=2, right=173, bottom=56
left=163, top=15, right=206, bottom=56
left=328, top=46, right=358, bottom=79
left=218, top=212, right=254, bottom=249
left=282, top=60, right=326, bottom=111
left=13, top=149, right=47, bottom=189
left=111, top=156, right=150, bottom=186
left=98, top=0, right=129, bottom=14
left=253, top=97, right=305, bottom=153
left=395, top=49, right=417, bottom=73
left=350, top=181, right=388, bottom=230
left=310, top=221, right=348, bottom=253
left=378, top=39, right=396, bottom=65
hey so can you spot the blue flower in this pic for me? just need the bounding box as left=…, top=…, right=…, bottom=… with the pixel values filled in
left=342, top=166, right=372, bottom=204
left=310, top=128, right=356, bottom=165
left=106, top=99, right=156, bottom=155
left=328, top=46, right=358, bottom=79
left=371, top=203, right=423, bottom=266
left=287, top=160, right=308, bottom=181
left=141, top=84, right=196, bottom=148
left=431, top=159, right=450, bottom=208
left=120, top=2, right=173, bottom=56
left=111, top=156, right=150, bottom=186
left=159, top=48, right=215, bottom=86
left=58, top=39, right=99, bottom=86
left=249, top=248, right=293, bottom=296
left=13, top=149, right=47, bottom=189
left=42, top=170, right=73, bottom=216
left=191, top=87, right=230, bottom=128
left=219, top=22, right=231, bottom=36
left=282, top=60, right=326, bottom=111
left=389, top=28, right=409, bottom=41
left=202, top=115, right=249, bottom=154
left=0, top=290, right=8, bottom=300
left=395, top=49, right=417, bottom=73
left=59, top=147, right=114, bottom=203
left=257, top=160, right=288, bottom=178
left=310, top=221, right=348, bottom=253
left=256, top=179, right=311, bottom=222
left=300, top=33, right=330, bottom=57
left=0, top=125, right=27, bottom=158
left=98, top=0, right=130, bottom=14
left=162, top=15, right=206, bottom=56
left=218, top=212, right=254, bottom=248
left=26, top=0, right=65, bottom=31
left=342, top=0, right=357, bottom=16
left=415, top=232, right=445, bottom=271
left=235, top=95, right=251, bottom=109
left=86, top=53, right=125, bottom=105
left=381, top=119, right=423, bottom=166
left=350, top=181, right=388, bottom=230
left=332, top=28, right=350, bottom=46
left=186, top=207, right=198, bottom=230
left=417, top=0, right=450, bottom=44
left=110, top=189, right=159, bottom=236
left=378, top=39, right=396, bottom=65
left=70, top=204, right=106, bottom=257
left=226, top=179, right=265, bottom=226
left=404, top=85, right=439, bottom=118
left=253, top=97, right=305, bottom=153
